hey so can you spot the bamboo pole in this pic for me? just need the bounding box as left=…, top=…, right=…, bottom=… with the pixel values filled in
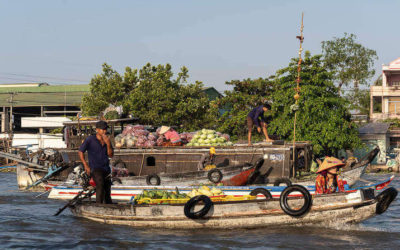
left=292, top=13, right=304, bottom=178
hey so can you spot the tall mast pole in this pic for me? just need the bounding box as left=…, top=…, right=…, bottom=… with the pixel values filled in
left=292, top=13, right=304, bottom=178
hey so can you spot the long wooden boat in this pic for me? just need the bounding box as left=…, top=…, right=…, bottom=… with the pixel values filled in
left=48, top=175, right=395, bottom=200
left=69, top=184, right=397, bottom=229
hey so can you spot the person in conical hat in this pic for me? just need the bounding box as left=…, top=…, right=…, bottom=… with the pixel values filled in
left=315, top=157, right=346, bottom=194
left=159, top=126, right=182, bottom=146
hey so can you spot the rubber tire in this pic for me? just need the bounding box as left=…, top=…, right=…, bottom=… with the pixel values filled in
left=114, top=160, right=127, bottom=169
left=111, top=177, right=122, bottom=184
left=246, top=170, right=260, bottom=185
left=208, top=168, right=223, bottom=183
left=280, top=185, right=312, bottom=217
left=274, top=178, right=292, bottom=187
left=376, top=187, right=398, bottom=215
left=253, top=158, right=265, bottom=171
left=146, top=174, right=161, bottom=186
left=184, top=195, right=213, bottom=219
left=387, top=167, right=393, bottom=172
left=249, top=188, right=272, bottom=200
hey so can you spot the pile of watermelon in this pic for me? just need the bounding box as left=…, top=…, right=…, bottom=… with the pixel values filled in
left=186, top=129, right=233, bottom=147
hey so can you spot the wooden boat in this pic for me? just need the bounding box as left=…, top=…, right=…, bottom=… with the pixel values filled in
left=15, top=118, right=315, bottom=190
left=69, top=184, right=397, bottom=229
left=295, top=164, right=367, bottom=187
left=116, top=163, right=255, bottom=186
left=48, top=175, right=395, bottom=201
left=291, top=147, right=379, bottom=187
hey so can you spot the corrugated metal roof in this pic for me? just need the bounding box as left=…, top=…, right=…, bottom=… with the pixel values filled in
left=358, top=123, right=390, bottom=134
left=0, top=92, right=86, bottom=107
left=0, top=84, right=89, bottom=93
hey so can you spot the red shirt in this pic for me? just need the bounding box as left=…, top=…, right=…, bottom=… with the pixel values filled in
left=315, top=174, right=345, bottom=194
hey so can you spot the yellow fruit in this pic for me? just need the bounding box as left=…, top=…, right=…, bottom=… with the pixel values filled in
left=201, top=186, right=211, bottom=191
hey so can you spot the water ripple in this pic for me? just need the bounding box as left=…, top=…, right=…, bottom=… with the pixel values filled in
left=1, top=172, right=400, bottom=248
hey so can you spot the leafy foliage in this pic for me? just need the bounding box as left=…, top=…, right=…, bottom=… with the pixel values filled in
left=345, top=89, right=370, bottom=115
left=82, top=63, right=215, bottom=131
left=322, top=33, right=378, bottom=90
left=122, top=63, right=214, bottom=131
left=81, top=63, right=137, bottom=116
left=268, top=52, right=361, bottom=156
left=213, top=78, right=274, bottom=140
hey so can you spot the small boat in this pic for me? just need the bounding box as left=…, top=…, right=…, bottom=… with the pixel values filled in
left=293, top=147, right=380, bottom=187
left=116, top=162, right=256, bottom=186
left=69, top=184, right=397, bottom=229
left=48, top=175, right=395, bottom=200
left=295, top=164, right=367, bottom=187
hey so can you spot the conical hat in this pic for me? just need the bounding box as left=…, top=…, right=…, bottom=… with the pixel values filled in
left=316, top=157, right=345, bottom=173
left=159, top=126, right=170, bottom=135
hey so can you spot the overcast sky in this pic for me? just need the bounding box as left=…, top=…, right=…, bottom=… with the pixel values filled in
left=0, top=0, right=398, bottom=92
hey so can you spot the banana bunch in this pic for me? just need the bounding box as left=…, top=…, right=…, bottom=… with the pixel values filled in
left=187, top=186, right=224, bottom=198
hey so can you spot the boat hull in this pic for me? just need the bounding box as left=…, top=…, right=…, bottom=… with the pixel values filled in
left=70, top=190, right=381, bottom=229
left=49, top=175, right=395, bottom=200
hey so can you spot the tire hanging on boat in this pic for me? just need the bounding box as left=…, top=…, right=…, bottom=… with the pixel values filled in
left=146, top=174, right=161, bottom=186
left=246, top=158, right=265, bottom=185
left=249, top=188, right=272, bottom=200
left=184, top=195, right=213, bottom=219
left=376, top=187, right=398, bottom=215
left=114, top=159, right=127, bottom=169
left=208, top=168, right=223, bottom=183
left=111, top=177, right=122, bottom=184
left=273, top=178, right=292, bottom=187
left=279, top=185, right=312, bottom=217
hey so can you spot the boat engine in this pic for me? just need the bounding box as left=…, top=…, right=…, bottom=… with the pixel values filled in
left=66, top=164, right=90, bottom=188
left=28, top=148, right=64, bottom=167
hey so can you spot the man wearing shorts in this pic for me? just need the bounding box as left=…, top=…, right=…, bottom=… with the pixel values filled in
left=247, top=103, right=273, bottom=146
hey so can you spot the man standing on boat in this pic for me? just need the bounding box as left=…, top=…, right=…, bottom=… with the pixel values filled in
left=247, top=103, right=273, bottom=146
left=78, top=120, right=113, bottom=204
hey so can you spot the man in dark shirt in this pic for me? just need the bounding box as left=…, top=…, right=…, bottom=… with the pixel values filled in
left=247, top=103, right=273, bottom=146
left=79, top=120, right=114, bottom=204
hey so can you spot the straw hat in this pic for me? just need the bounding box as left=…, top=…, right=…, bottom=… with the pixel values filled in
left=159, top=126, right=171, bottom=135
left=316, top=157, right=345, bottom=173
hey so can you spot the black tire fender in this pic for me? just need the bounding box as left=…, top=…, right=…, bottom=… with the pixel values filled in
left=111, top=177, right=122, bottom=185
left=114, top=159, right=127, bottom=169
left=249, top=188, right=272, bottom=200
left=208, top=168, right=223, bottom=183
left=280, top=185, right=312, bottom=217
left=376, top=187, right=398, bottom=215
left=274, top=178, right=292, bottom=187
left=253, top=158, right=265, bottom=171
left=146, top=174, right=161, bottom=186
left=184, top=195, right=213, bottom=219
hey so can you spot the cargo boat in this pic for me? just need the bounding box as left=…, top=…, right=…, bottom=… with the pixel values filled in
left=68, top=183, right=397, bottom=229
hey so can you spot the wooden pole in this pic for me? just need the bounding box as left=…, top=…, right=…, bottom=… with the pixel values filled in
left=292, top=13, right=304, bottom=178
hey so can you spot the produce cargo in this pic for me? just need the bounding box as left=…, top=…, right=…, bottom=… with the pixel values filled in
left=187, top=129, right=232, bottom=147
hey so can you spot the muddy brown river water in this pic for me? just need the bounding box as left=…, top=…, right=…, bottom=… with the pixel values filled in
left=1, top=172, right=400, bottom=249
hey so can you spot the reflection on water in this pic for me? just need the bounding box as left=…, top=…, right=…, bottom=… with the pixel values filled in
left=0, top=172, right=400, bottom=248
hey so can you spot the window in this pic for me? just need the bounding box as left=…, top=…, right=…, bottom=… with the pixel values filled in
left=389, top=97, right=400, bottom=114
left=146, top=156, right=156, bottom=166
left=391, top=81, right=400, bottom=86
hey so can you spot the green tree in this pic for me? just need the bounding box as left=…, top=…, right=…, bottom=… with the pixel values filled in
left=269, top=52, right=361, bottom=156
left=214, top=78, right=274, bottom=140
left=321, top=33, right=378, bottom=90
left=345, top=89, right=370, bottom=116
left=124, top=63, right=214, bottom=131
left=81, top=63, right=137, bottom=116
